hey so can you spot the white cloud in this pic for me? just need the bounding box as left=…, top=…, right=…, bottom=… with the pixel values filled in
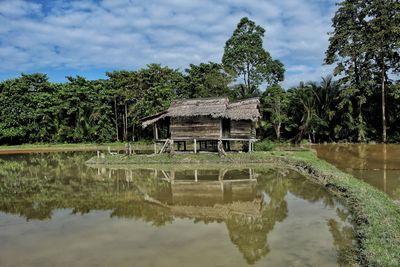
left=0, top=0, right=338, bottom=86
left=0, top=0, right=42, bottom=17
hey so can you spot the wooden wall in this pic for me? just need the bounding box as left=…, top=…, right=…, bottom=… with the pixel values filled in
left=169, top=117, right=255, bottom=139
left=230, top=120, right=255, bottom=139
left=170, top=116, right=221, bottom=139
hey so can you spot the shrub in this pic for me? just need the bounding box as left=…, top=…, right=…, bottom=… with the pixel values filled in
left=254, top=140, right=275, bottom=151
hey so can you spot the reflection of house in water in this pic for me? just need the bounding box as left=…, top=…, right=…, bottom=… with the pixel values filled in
left=92, top=167, right=280, bottom=265
left=95, top=167, right=264, bottom=219
left=156, top=169, right=259, bottom=208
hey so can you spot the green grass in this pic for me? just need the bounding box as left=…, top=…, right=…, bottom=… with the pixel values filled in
left=87, top=150, right=400, bottom=267
left=0, top=141, right=153, bottom=151
left=87, top=151, right=282, bottom=165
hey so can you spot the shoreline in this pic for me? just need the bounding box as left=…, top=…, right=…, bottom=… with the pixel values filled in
left=86, top=150, right=400, bottom=267
left=0, top=142, right=153, bottom=155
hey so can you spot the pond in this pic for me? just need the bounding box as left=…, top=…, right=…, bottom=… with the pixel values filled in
left=0, top=152, right=355, bottom=267
left=312, top=144, right=400, bottom=201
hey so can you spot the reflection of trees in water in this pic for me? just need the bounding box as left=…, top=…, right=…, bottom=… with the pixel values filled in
left=226, top=168, right=354, bottom=265
left=226, top=169, right=334, bottom=264
left=226, top=214, right=270, bottom=264
left=328, top=208, right=356, bottom=266
left=0, top=154, right=172, bottom=223
left=226, top=168, right=289, bottom=264
left=0, top=156, right=354, bottom=265
left=289, top=179, right=335, bottom=208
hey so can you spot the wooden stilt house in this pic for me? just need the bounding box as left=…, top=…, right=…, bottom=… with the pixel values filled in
left=141, top=97, right=260, bottom=153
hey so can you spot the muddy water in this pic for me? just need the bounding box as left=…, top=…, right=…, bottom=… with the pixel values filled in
left=312, top=144, right=400, bottom=200
left=0, top=153, right=354, bottom=266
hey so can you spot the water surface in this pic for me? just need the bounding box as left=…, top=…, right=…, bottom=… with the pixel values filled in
left=0, top=152, right=355, bottom=266
left=312, top=144, right=400, bottom=200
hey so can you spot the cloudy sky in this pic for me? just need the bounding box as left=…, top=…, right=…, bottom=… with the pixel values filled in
left=0, top=0, right=338, bottom=87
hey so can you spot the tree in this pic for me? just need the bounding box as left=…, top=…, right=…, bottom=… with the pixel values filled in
left=311, top=76, right=341, bottom=141
left=106, top=70, right=143, bottom=141
left=326, top=0, right=400, bottom=142
left=365, top=0, right=400, bottom=143
left=57, top=76, right=114, bottom=142
left=261, top=84, right=288, bottom=140
left=325, top=0, right=372, bottom=142
left=0, top=74, right=57, bottom=144
left=182, top=62, right=232, bottom=98
left=135, top=64, right=185, bottom=118
left=222, top=17, right=284, bottom=99
left=287, top=83, right=324, bottom=143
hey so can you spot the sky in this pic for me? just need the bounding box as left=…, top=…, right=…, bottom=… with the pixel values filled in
left=0, top=0, right=338, bottom=88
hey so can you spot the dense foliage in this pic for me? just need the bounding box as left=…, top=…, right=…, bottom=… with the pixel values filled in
left=325, top=0, right=400, bottom=142
left=0, top=8, right=399, bottom=145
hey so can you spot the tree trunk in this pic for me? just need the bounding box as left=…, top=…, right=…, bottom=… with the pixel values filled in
left=381, top=60, right=387, bottom=143
left=132, top=124, right=135, bottom=142
left=242, top=73, right=247, bottom=98
left=246, top=62, right=251, bottom=96
left=354, top=58, right=365, bottom=142
left=312, top=129, right=316, bottom=144
left=357, top=101, right=365, bottom=142
left=122, top=113, right=125, bottom=141
left=124, top=102, right=128, bottom=141
left=114, top=97, right=119, bottom=141
left=275, top=122, right=281, bottom=141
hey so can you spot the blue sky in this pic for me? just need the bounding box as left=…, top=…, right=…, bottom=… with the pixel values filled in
left=0, top=0, right=338, bottom=88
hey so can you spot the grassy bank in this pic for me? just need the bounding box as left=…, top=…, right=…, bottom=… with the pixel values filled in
left=276, top=151, right=400, bottom=267
left=87, top=150, right=400, bottom=267
left=0, top=141, right=153, bottom=153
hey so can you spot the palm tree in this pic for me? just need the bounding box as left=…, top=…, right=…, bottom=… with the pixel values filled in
left=315, top=76, right=340, bottom=141
left=289, top=82, right=322, bottom=143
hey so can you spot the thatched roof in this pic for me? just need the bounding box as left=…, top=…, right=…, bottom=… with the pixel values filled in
left=141, top=111, right=168, bottom=128
left=141, top=97, right=259, bottom=128
left=168, top=97, right=229, bottom=118
left=224, top=98, right=260, bottom=121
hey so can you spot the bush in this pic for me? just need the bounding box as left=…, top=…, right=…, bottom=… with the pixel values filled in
left=254, top=140, right=275, bottom=151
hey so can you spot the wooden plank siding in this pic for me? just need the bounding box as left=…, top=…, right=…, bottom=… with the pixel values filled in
left=169, top=117, right=255, bottom=140
left=170, top=116, right=221, bottom=139
left=230, top=120, right=255, bottom=139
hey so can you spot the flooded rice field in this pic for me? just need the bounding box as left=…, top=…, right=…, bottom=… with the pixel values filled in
left=312, top=144, right=400, bottom=201
left=0, top=152, right=354, bottom=266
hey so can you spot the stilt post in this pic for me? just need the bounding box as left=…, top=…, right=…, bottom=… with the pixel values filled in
left=170, top=139, right=174, bottom=154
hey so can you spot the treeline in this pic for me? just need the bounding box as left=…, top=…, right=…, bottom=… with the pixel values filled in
left=0, top=62, right=254, bottom=144
left=0, top=0, right=399, bottom=145
left=1, top=68, right=398, bottom=145
left=260, top=78, right=400, bottom=143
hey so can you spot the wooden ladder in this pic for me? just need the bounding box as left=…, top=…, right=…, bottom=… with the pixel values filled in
left=159, top=139, right=171, bottom=154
